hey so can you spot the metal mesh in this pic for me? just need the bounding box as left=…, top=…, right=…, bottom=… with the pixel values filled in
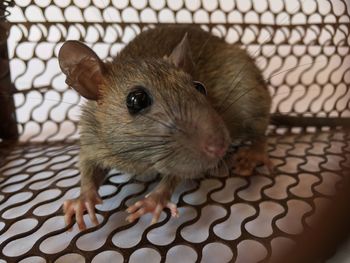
left=5, top=0, right=350, bottom=141
left=0, top=129, right=349, bottom=262
left=0, top=0, right=350, bottom=262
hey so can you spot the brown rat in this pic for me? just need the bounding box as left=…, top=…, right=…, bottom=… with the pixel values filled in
left=58, top=25, right=271, bottom=230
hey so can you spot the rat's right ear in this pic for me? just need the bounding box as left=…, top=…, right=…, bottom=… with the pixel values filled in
left=58, top=41, right=105, bottom=100
left=167, top=33, right=194, bottom=75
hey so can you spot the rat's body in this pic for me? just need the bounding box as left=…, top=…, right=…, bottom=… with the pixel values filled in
left=59, top=25, right=271, bottom=229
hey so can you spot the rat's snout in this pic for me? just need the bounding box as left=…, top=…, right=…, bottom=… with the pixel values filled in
left=184, top=106, right=231, bottom=162
left=161, top=103, right=231, bottom=175
left=202, top=135, right=228, bottom=159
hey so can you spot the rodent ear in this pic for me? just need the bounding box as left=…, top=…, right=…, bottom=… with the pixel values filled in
left=58, top=40, right=105, bottom=100
left=168, top=33, right=194, bottom=74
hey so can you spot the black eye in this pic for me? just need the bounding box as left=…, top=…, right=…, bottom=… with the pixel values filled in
left=126, top=86, right=152, bottom=114
left=193, top=81, right=207, bottom=95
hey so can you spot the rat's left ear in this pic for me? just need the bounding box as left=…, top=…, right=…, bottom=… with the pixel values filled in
left=167, top=33, right=194, bottom=74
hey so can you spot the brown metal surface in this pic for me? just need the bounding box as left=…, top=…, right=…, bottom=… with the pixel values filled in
left=0, top=129, right=349, bottom=262
left=0, top=1, right=350, bottom=262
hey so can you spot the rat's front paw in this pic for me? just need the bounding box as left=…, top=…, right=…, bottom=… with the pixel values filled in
left=231, top=147, right=273, bottom=176
left=63, top=192, right=102, bottom=231
left=126, top=191, right=178, bottom=225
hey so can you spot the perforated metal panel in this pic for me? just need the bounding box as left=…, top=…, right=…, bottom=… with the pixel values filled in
left=6, top=0, right=350, bottom=141
left=0, top=1, right=350, bottom=262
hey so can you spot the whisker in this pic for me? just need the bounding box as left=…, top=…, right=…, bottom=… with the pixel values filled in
left=139, top=112, right=185, bottom=134
left=151, top=148, right=178, bottom=166
left=78, top=139, right=174, bottom=148
left=157, top=86, right=178, bottom=121
left=215, top=1, right=306, bottom=114
left=92, top=143, right=174, bottom=165
left=220, top=85, right=255, bottom=114
left=149, top=146, right=182, bottom=172
left=217, top=60, right=249, bottom=112
left=121, top=133, right=173, bottom=139
left=264, top=59, right=327, bottom=82
left=107, top=141, right=172, bottom=155
left=139, top=147, right=174, bottom=162
left=26, top=96, right=80, bottom=106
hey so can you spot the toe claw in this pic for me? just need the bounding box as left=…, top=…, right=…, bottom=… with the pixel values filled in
left=62, top=192, right=102, bottom=231
left=126, top=201, right=143, bottom=214
left=150, top=204, right=163, bottom=225
left=126, top=207, right=147, bottom=223
left=172, top=208, right=179, bottom=218
left=166, top=202, right=179, bottom=218
left=126, top=191, right=179, bottom=225
left=85, top=202, right=99, bottom=226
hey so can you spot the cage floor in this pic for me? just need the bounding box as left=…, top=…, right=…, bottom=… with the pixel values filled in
left=0, top=129, right=349, bottom=263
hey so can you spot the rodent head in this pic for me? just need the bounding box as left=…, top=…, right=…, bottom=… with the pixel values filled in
left=58, top=35, right=231, bottom=178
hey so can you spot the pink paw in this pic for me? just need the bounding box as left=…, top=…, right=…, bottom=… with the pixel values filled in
left=63, top=191, right=102, bottom=231
left=126, top=191, right=179, bottom=225
left=232, top=147, right=273, bottom=176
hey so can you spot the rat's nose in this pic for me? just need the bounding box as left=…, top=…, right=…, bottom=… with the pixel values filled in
left=202, top=137, right=228, bottom=159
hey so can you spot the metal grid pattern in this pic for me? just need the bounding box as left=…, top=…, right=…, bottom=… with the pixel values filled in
left=0, top=0, right=350, bottom=262
left=5, top=0, right=350, bottom=141
left=0, top=129, right=349, bottom=262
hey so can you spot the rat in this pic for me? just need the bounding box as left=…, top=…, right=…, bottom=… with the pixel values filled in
left=58, top=25, right=272, bottom=230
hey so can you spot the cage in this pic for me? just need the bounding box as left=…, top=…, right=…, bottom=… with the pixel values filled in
left=0, top=0, right=349, bottom=262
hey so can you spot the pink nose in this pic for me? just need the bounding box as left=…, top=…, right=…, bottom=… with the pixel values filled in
left=203, top=139, right=228, bottom=158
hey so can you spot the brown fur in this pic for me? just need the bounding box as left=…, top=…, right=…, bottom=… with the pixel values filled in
left=59, top=25, right=271, bottom=228
left=78, top=25, right=270, bottom=179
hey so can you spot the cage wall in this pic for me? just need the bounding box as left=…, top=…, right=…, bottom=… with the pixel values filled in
left=5, top=0, right=350, bottom=141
